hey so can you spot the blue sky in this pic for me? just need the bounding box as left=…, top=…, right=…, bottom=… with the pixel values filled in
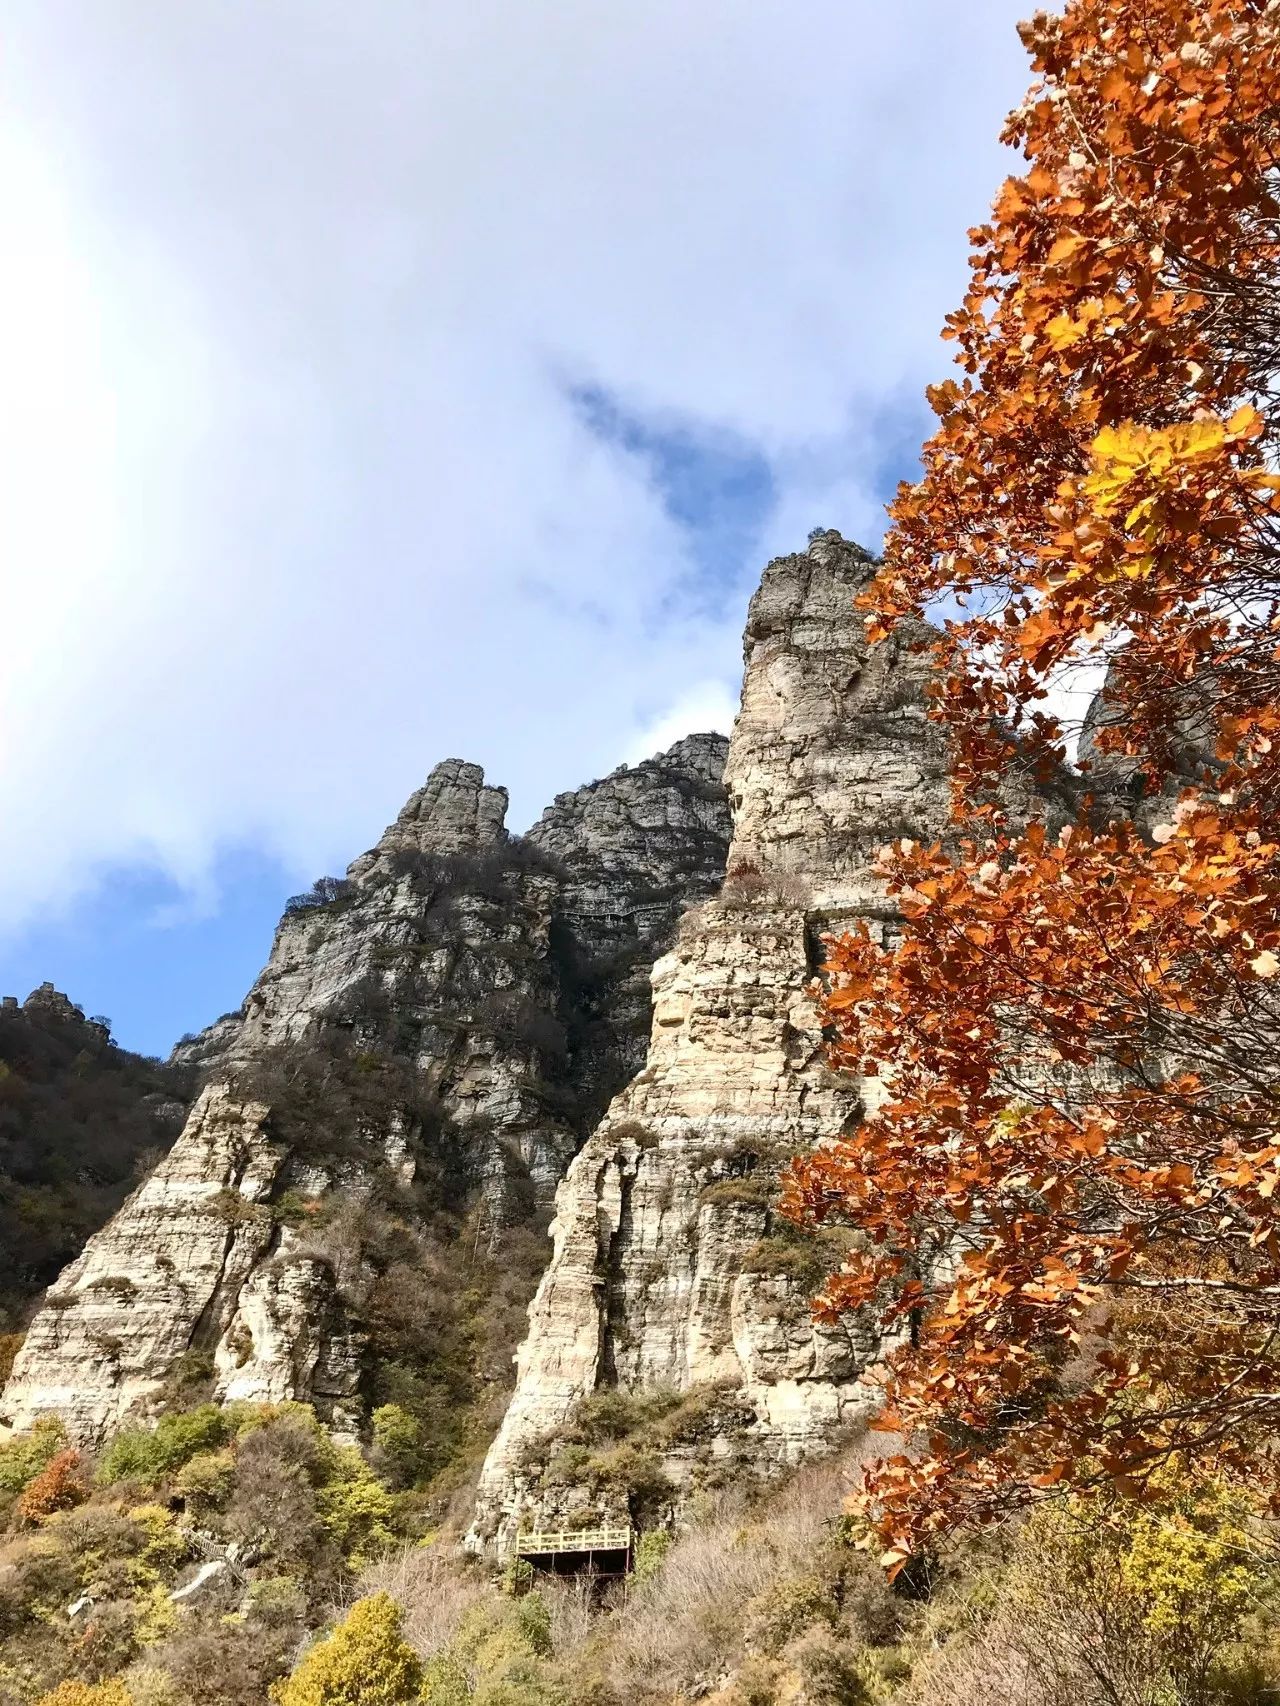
left=0, top=2, right=1032, bottom=1058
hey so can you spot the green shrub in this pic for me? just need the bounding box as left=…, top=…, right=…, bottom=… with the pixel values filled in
left=742, top=1234, right=829, bottom=1288
left=567, top=1387, right=682, bottom=1446
left=209, top=1189, right=271, bottom=1227
left=634, top=1529, right=671, bottom=1581
left=370, top=1405, right=422, bottom=1489
left=513, top=1592, right=553, bottom=1659
left=791, top=1631, right=873, bottom=1706
left=314, top=1445, right=396, bottom=1568
left=420, top=1655, right=470, bottom=1705
left=154, top=1349, right=216, bottom=1409
left=584, top=1445, right=673, bottom=1520
left=0, top=1416, right=66, bottom=1495
left=442, top=1597, right=566, bottom=1706
left=97, top=1404, right=230, bottom=1486
left=744, top=1573, right=838, bottom=1655
left=545, top=1445, right=592, bottom=1485
left=608, top=1121, right=660, bottom=1153
left=699, top=1179, right=772, bottom=1209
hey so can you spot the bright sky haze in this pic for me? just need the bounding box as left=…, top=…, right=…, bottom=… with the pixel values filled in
left=1, top=2, right=1032, bottom=1054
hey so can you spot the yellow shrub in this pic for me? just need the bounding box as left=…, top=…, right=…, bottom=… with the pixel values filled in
left=270, top=1592, right=424, bottom=1705
left=118, top=1668, right=181, bottom=1706
left=315, top=1446, right=396, bottom=1568
left=170, top=1447, right=235, bottom=1514
left=36, top=1682, right=134, bottom=1706
left=1012, top=1472, right=1274, bottom=1699
left=125, top=1504, right=187, bottom=1572
left=133, top=1580, right=179, bottom=1646
left=1119, top=1487, right=1258, bottom=1643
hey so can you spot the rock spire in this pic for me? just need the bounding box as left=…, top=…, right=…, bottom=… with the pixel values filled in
left=468, top=532, right=951, bottom=1550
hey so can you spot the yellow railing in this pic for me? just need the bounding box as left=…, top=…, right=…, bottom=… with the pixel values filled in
left=514, top=1527, right=632, bottom=1556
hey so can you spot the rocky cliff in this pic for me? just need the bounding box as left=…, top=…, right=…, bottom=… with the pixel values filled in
left=468, top=531, right=954, bottom=1551
left=1, top=743, right=730, bottom=1446
left=529, top=733, right=733, bottom=1128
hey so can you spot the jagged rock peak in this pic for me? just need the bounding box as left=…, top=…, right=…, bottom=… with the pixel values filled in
left=7, top=735, right=733, bottom=1446
left=466, top=535, right=952, bottom=1554
left=741, top=529, right=877, bottom=661
left=661, top=729, right=731, bottom=761
left=620, top=729, right=730, bottom=779
left=724, top=527, right=945, bottom=911
left=529, top=734, right=732, bottom=1125
left=22, top=983, right=86, bottom=1022
left=530, top=733, right=729, bottom=855
left=18, top=985, right=110, bottom=1042
left=803, top=525, right=877, bottom=569
left=348, top=758, right=508, bottom=880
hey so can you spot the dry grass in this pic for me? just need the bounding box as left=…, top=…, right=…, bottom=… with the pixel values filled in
left=901, top=1603, right=1044, bottom=1706
left=602, top=1441, right=875, bottom=1701
left=356, top=1545, right=490, bottom=1656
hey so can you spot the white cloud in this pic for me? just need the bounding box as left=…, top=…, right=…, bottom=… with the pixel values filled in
left=0, top=0, right=1031, bottom=933
left=624, top=680, right=743, bottom=768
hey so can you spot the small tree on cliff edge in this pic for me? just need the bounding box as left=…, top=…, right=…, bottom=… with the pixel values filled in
left=782, top=0, right=1280, bottom=1572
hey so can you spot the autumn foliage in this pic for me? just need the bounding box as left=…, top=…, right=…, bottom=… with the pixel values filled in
left=17, top=1447, right=86, bottom=1526
left=783, top=0, right=1280, bottom=1568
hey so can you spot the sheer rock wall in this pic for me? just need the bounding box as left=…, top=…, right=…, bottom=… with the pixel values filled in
left=468, top=532, right=953, bottom=1551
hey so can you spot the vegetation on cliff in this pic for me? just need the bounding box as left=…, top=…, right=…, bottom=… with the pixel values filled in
left=0, top=994, right=190, bottom=1337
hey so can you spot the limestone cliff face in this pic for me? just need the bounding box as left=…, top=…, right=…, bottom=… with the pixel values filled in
left=468, top=533, right=952, bottom=1550
left=2, top=747, right=730, bottom=1445
left=1, top=1087, right=282, bottom=1443
left=529, top=732, right=732, bottom=1127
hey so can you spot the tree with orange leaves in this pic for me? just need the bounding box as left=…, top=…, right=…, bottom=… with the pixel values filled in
left=782, top=0, right=1280, bottom=1571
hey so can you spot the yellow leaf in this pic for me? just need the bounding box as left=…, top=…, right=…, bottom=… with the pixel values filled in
left=1046, top=312, right=1086, bottom=350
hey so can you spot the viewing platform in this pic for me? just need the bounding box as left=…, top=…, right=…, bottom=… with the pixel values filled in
left=514, top=1526, right=633, bottom=1576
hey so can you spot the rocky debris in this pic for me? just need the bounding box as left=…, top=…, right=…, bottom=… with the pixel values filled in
left=468, top=532, right=956, bottom=1552
left=169, top=1558, right=231, bottom=1604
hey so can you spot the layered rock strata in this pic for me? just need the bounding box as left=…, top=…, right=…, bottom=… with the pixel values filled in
left=469, top=532, right=953, bottom=1551
left=2, top=745, right=730, bottom=1444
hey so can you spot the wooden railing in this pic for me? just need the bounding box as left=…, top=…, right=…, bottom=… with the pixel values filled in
left=514, top=1527, right=632, bottom=1557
